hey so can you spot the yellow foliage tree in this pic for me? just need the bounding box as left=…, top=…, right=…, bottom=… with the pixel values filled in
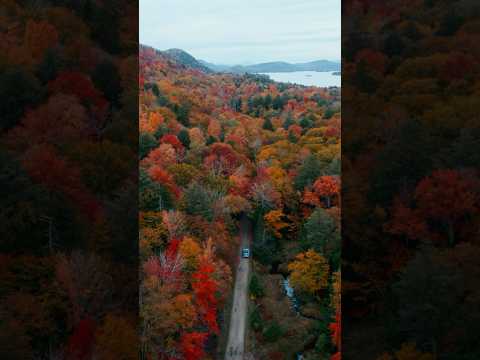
left=288, top=249, right=329, bottom=294
left=142, top=288, right=196, bottom=342
left=224, top=194, right=252, bottom=215
left=257, top=140, right=301, bottom=169
left=179, top=236, right=202, bottom=270
left=266, top=166, right=294, bottom=197
left=139, top=212, right=168, bottom=260
left=264, top=209, right=290, bottom=239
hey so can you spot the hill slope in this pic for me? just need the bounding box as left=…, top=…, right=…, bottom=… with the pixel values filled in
left=140, top=45, right=213, bottom=73
left=164, top=48, right=213, bottom=73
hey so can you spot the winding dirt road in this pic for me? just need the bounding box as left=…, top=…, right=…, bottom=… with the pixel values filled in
left=225, top=215, right=251, bottom=360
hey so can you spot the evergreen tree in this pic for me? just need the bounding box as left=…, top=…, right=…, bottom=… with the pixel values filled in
left=282, top=113, right=295, bottom=130
left=288, top=130, right=298, bottom=143
left=206, top=135, right=216, bottom=145
left=247, top=97, right=254, bottom=113
left=139, top=133, right=158, bottom=159
left=264, top=94, right=272, bottom=109
left=323, top=108, right=335, bottom=119
left=175, top=103, right=190, bottom=126
left=151, top=83, right=160, bottom=96
left=326, top=157, right=341, bottom=176
left=219, top=127, right=225, bottom=142
left=299, top=116, right=313, bottom=129
left=183, top=183, right=214, bottom=221
left=230, top=97, right=242, bottom=112
left=272, top=95, right=283, bottom=110
left=249, top=274, right=265, bottom=298
left=252, top=96, right=264, bottom=109
left=154, top=124, right=170, bottom=140
left=294, top=154, right=323, bottom=190
left=263, top=117, right=274, bottom=131
left=303, top=208, right=337, bottom=254
left=178, top=129, right=191, bottom=149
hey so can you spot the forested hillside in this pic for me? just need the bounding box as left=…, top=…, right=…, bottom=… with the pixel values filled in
left=343, top=0, right=480, bottom=358
left=0, top=1, right=138, bottom=358
left=139, top=45, right=341, bottom=359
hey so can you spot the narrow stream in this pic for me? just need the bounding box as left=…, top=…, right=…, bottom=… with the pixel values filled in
left=282, top=276, right=303, bottom=360
left=282, top=276, right=300, bottom=313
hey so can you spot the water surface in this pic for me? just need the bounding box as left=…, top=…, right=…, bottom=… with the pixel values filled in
left=259, top=71, right=340, bottom=87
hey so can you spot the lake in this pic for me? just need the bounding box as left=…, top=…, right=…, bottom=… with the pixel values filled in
left=259, top=71, right=341, bottom=87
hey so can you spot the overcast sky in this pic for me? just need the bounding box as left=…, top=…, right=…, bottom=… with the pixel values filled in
left=140, top=0, right=340, bottom=65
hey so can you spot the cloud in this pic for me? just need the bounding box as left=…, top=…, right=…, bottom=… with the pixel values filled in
left=140, top=0, right=340, bottom=64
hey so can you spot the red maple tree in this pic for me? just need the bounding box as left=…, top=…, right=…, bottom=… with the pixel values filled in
left=180, top=332, right=208, bottom=360
left=192, top=259, right=219, bottom=334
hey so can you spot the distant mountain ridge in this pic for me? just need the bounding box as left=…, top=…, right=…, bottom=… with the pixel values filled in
left=198, top=60, right=233, bottom=72
left=208, top=60, right=341, bottom=74
left=143, top=46, right=340, bottom=74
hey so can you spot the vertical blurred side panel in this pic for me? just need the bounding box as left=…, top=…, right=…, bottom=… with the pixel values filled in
left=342, top=0, right=480, bottom=358
left=0, top=1, right=139, bottom=358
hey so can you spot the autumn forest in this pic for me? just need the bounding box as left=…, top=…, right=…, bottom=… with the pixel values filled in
left=4, top=1, right=478, bottom=360
left=139, top=45, right=341, bottom=360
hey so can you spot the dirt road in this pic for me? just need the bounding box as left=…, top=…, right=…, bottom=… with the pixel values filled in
left=225, top=216, right=251, bottom=360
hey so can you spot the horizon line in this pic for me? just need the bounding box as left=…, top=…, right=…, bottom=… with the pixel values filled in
left=141, top=43, right=340, bottom=66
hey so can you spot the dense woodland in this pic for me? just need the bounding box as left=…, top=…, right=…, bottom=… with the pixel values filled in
left=2, top=0, right=480, bottom=359
left=343, top=0, right=480, bottom=358
left=139, top=45, right=341, bottom=360
left=0, top=1, right=138, bottom=359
